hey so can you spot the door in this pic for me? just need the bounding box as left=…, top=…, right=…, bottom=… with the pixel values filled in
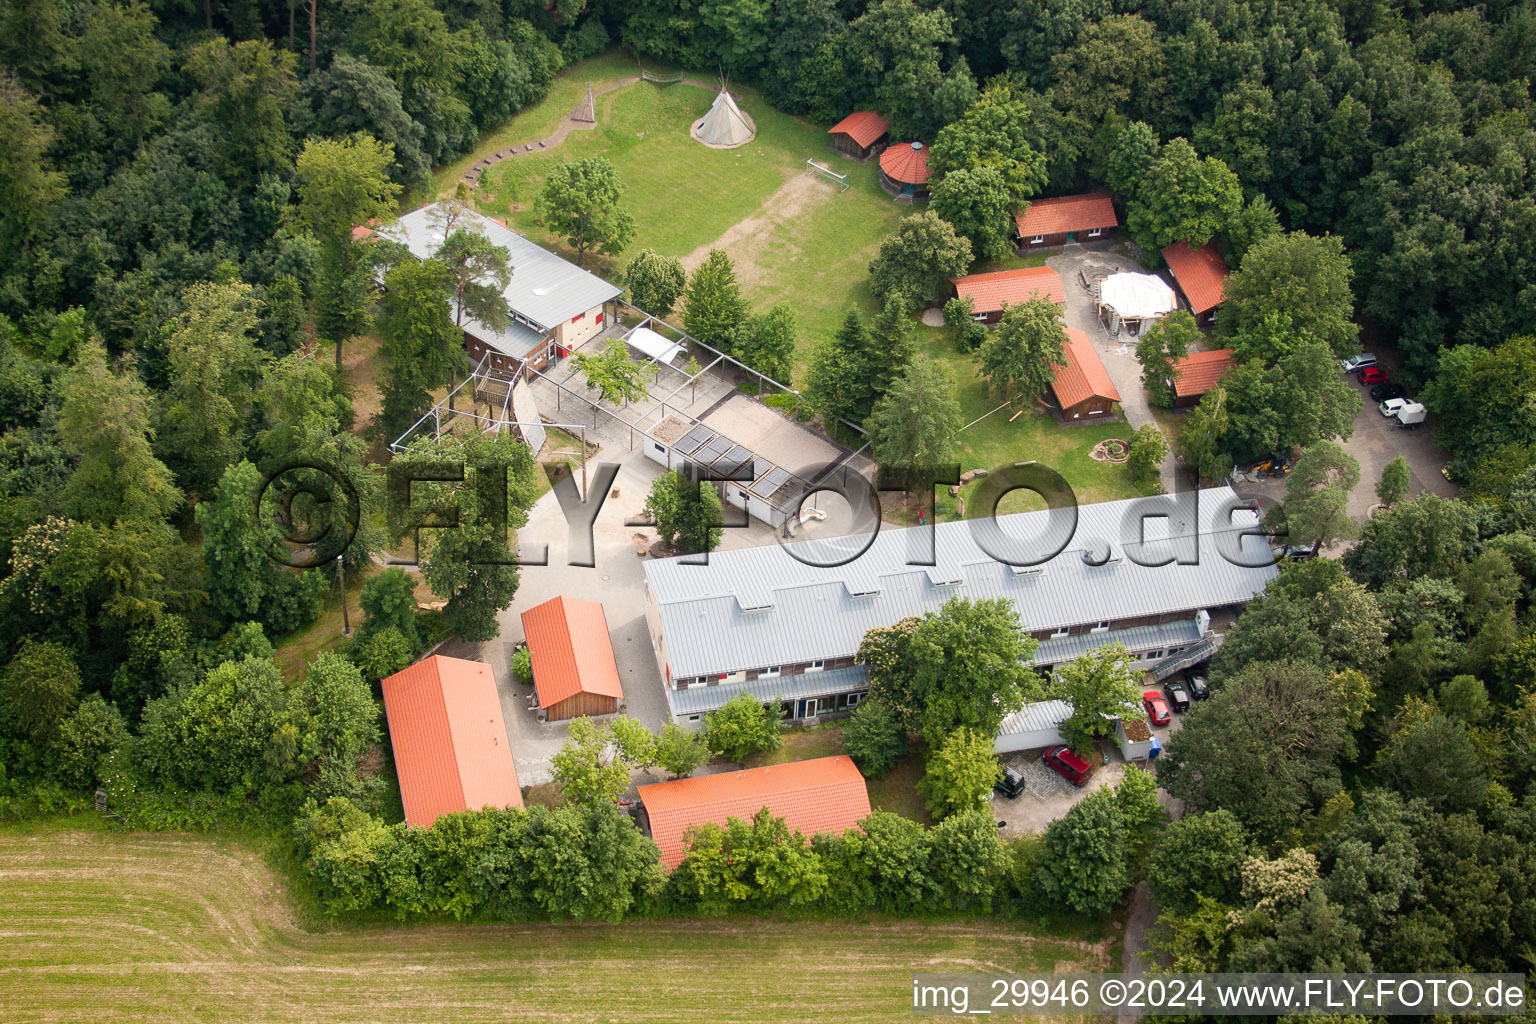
left=801, top=698, right=818, bottom=718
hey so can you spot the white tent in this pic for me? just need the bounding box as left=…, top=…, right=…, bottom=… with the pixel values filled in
left=627, top=326, right=685, bottom=365
left=692, top=89, right=756, bottom=149
left=1099, top=273, right=1176, bottom=320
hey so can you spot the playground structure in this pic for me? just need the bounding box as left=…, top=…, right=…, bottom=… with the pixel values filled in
left=805, top=159, right=850, bottom=192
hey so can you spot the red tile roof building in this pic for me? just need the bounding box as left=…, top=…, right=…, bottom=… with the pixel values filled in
left=951, top=266, right=1065, bottom=323
left=1171, top=348, right=1236, bottom=406
left=1161, top=241, right=1230, bottom=319
left=1051, top=327, right=1122, bottom=419
left=879, top=141, right=932, bottom=198
left=639, top=756, right=872, bottom=869
left=521, top=595, right=624, bottom=721
left=1015, top=194, right=1118, bottom=246
left=828, top=111, right=889, bottom=158
left=381, top=655, right=523, bottom=828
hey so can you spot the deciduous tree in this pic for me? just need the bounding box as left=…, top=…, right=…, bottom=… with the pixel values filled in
left=624, top=249, right=687, bottom=316
left=867, top=211, right=972, bottom=309
left=704, top=693, right=783, bottom=763
left=642, top=470, right=724, bottom=555
left=1049, top=643, right=1144, bottom=754
left=980, top=298, right=1065, bottom=403
left=534, top=157, right=636, bottom=266
left=918, top=727, right=1002, bottom=818
left=682, top=249, right=749, bottom=351
left=865, top=356, right=962, bottom=472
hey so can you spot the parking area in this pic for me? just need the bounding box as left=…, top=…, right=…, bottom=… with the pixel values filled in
left=992, top=689, right=1185, bottom=835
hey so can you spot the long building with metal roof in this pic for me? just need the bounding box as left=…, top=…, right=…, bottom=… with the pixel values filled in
left=642, top=487, right=1277, bottom=726
left=373, top=203, right=623, bottom=374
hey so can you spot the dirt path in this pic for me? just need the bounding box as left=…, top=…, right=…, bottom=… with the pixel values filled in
left=679, top=173, right=840, bottom=285
left=460, top=76, right=734, bottom=189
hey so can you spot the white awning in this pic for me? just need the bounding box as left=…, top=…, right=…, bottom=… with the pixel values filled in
left=627, top=326, right=685, bottom=365
left=1100, top=273, right=1176, bottom=319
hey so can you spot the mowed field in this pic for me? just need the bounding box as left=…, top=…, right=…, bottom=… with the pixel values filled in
left=463, top=59, right=907, bottom=366
left=0, top=826, right=1107, bottom=1024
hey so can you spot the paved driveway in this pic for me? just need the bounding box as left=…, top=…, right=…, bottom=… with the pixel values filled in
left=1047, top=245, right=1179, bottom=492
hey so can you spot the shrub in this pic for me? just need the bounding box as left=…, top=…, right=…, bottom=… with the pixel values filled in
left=843, top=699, right=909, bottom=778
left=704, top=694, right=782, bottom=763
left=511, top=646, right=533, bottom=685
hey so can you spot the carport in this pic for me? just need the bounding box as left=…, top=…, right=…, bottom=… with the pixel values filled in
left=994, top=699, right=1073, bottom=754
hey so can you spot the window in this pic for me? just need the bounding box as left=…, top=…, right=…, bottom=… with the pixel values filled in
left=571, top=312, right=583, bottom=323
left=1092, top=621, right=1110, bottom=632
left=807, top=660, right=825, bottom=672
left=1088, top=228, right=1103, bottom=238
left=1029, top=235, right=1045, bottom=244
left=761, top=666, right=780, bottom=678
left=653, top=442, right=666, bottom=454
left=1072, top=412, right=1081, bottom=419
left=848, top=692, right=862, bottom=707
left=689, top=715, right=700, bottom=721
left=1145, top=650, right=1163, bottom=661
left=972, top=312, right=988, bottom=322
left=1051, top=626, right=1069, bottom=638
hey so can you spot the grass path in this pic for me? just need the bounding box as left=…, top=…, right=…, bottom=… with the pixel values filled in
left=0, top=827, right=1106, bottom=1023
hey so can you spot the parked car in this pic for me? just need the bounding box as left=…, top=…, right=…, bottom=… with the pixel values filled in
left=1042, top=745, right=1093, bottom=786
left=1379, top=397, right=1410, bottom=417
left=1163, top=679, right=1191, bottom=712
left=1184, top=672, right=1211, bottom=700
left=1143, top=690, right=1171, bottom=726
left=1359, top=367, right=1389, bottom=385
left=1341, top=353, right=1378, bottom=373
left=1370, top=382, right=1407, bottom=402
left=995, top=763, right=1027, bottom=799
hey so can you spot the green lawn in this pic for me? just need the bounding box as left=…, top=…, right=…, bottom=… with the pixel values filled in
left=469, top=72, right=907, bottom=368
left=0, top=826, right=1104, bottom=1023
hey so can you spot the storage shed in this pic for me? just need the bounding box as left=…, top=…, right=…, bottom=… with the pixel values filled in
left=381, top=655, right=523, bottom=828
left=521, top=595, right=624, bottom=721
left=994, top=699, right=1075, bottom=754
left=1049, top=328, right=1121, bottom=420
left=1162, top=241, right=1230, bottom=324
left=827, top=111, right=889, bottom=160
left=1170, top=348, right=1236, bottom=407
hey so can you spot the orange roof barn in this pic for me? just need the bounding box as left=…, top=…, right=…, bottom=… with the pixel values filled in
left=1162, top=241, right=1230, bottom=315
left=1015, top=194, right=1118, bottom=237
left=1051, top=328, right=1122, bottom=410
left=879, top=141, right=931, bottom=185
left=952, top=266, right=1065, bottom=314
left=382, top=655, right=522, bottom=828
left=1172, top=348, right=1236, bottom=400
left=828, top=111, right=889, bottom=149
left=520, top=595, right=624, bottom=710
left=639, top=756, right=872, bottom=869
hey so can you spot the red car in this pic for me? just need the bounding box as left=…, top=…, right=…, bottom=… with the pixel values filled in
left=1143, top=690, right=1171, bottom=726
left=1358, top=367, right=1388, bottom=386
left=1042, top=745, right=1093, bottom=786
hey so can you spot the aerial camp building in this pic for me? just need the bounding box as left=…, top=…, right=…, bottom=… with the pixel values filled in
left=520, top=596, right=625, bottom=721
left=372, top=204, right=622, bottom=375
left=827, top=111, right=889, bottom=160
left=951, top=265, right=1066, bottom=324
left=1170, top=348, right=1237, bottom=407
left=381, top=656, right=522, bottom=828
left=642, top=487, right=1278, bottom=725
left=638, top=756, right=871, bottom=869
left=1162, top=241, right=1231, bottom=325
left=1050, top=327, right=1122, bottom=420
left=878, top=141, right=932, bottom=200
left=1014, top=193, right=1119, bottom=248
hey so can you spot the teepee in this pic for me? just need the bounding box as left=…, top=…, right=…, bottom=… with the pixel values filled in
left=692, top=87, right=756, bottom=148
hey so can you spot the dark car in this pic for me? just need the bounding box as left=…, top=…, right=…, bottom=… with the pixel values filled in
left=1144, top=690, right=1171, bottom=726
left=1042, top=745, right=1093, bottom=786
left=995, top=763, right=1027, bottom=799
left=1370, top=382, right=1407, bottom=403
left=1162, top=680, right=1191, bottom=712
left=1184, top=671, right=1211, bottom=700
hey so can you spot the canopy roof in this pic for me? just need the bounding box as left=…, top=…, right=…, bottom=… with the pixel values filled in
left=693, top=89, right=756, bottom=148
left=1099, top=272, right=1176, bottom=319
left=627, top=325, right=685, bottom=365
left=879, top=141, right=931, bottom=185
left=828, top=110, right=889, bottom=148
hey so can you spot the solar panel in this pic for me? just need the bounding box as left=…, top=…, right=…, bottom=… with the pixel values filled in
left=699, top=435, right=733, bottom=462
left=752, top=466, right=793, bottom=496
left=677, top=424, right=715, bottom=454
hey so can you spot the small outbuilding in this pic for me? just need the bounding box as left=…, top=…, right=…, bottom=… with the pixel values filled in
left=1050, top=327, right=1121, bottom=420
left=638, top=756, right=871, bottom=869
left=1170, top=348, right=1236, bottom=407
left=381, top=655, right=523, bottom=828
left=994, top=699, right=1074, bottom=754
left=827, top=110, right=889, bottom=160
left=521, top=595, right=625, bottom=721
left=951, top=265, right=1065, bottom=324
left=879, top=141, right=932, bottom=200
left=1015, top=193, right=1118, bottom=247
left=1162, top=241, right=1230, bottom=324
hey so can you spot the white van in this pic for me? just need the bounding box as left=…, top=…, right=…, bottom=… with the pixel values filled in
left=1341, top=353, right=1378, bottom=373
left=1395, top=402, right=1427, bottom=428
left=1379, top=397, right=1409, bottom=417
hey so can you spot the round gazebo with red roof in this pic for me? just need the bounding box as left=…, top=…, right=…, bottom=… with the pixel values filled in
left=879, top=141, right=931, bottom=200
